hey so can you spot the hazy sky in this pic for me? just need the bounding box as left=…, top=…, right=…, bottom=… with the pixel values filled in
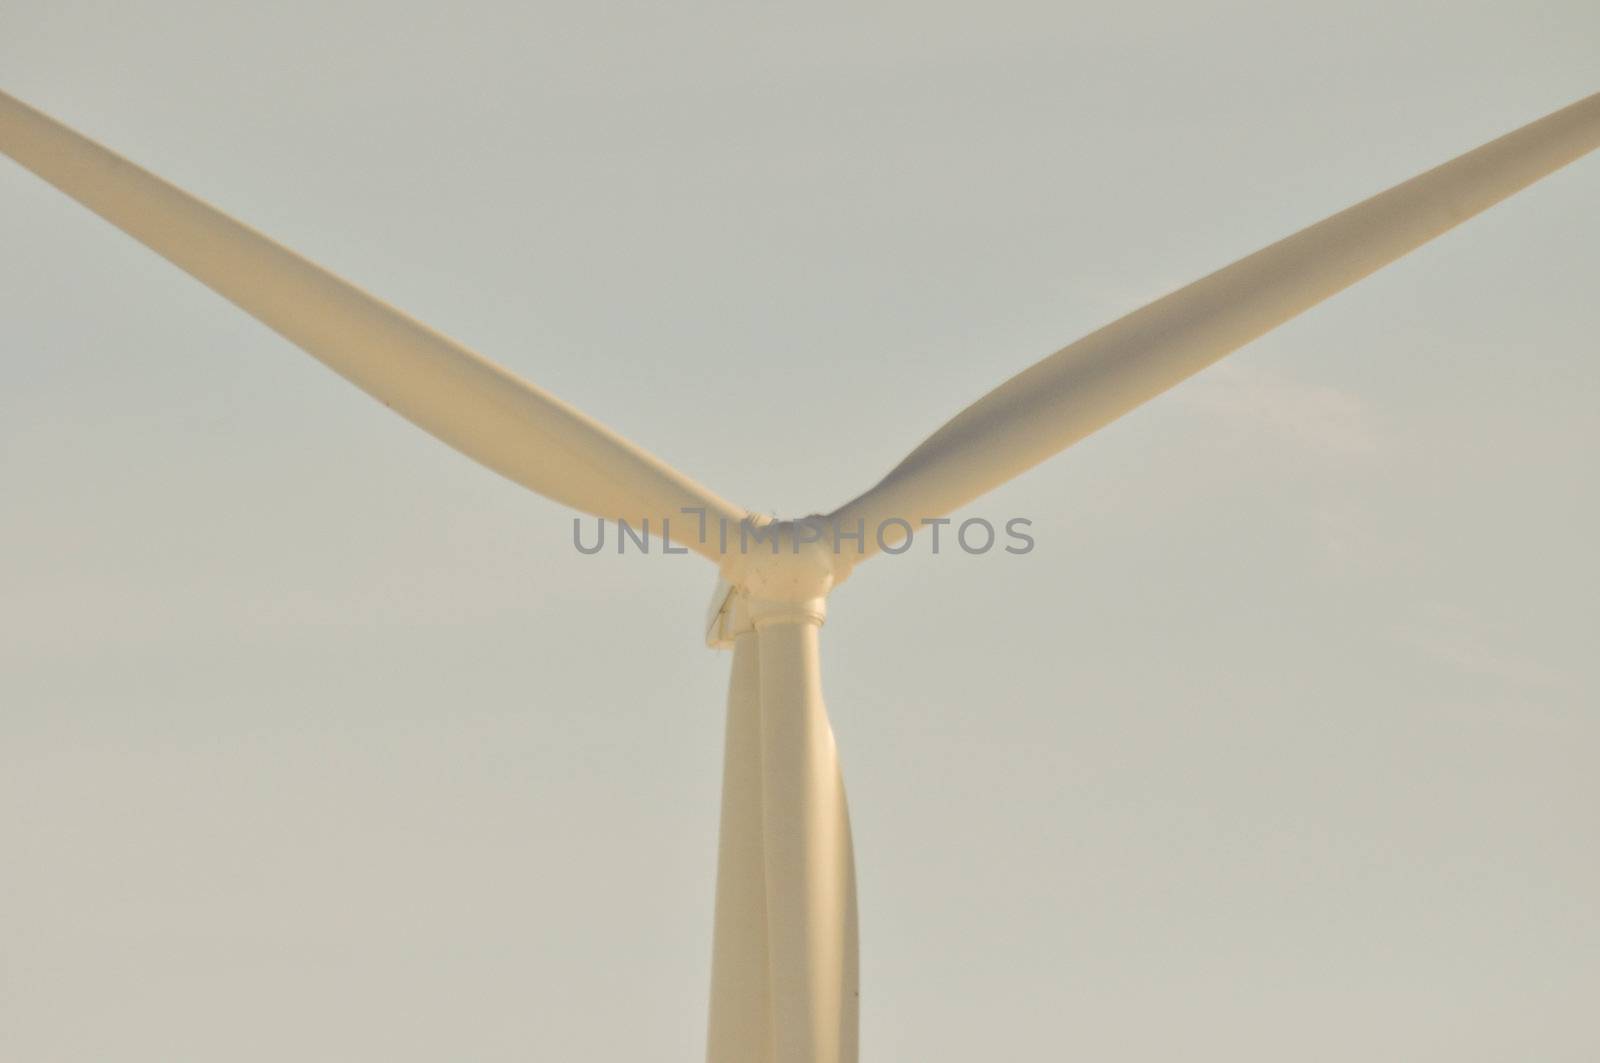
left=2, top=2, right=1597, bottom=1060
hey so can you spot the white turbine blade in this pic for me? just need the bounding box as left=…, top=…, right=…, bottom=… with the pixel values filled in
left=0, top=91, right=744, bottom=560
left=706, top=628, right=774, bottom=1063
left=756, top=619, right=859, bottom=1063
left=831, top=92, right=1600, bottom=557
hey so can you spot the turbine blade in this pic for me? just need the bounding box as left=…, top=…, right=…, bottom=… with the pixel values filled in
left=0, top=91, right=744, bottom=560
left=707, top=629, right=775, bottom=1063
left=830, top=92, right=1600, bottom=558
left=755, top=618, right=858, bottom=1063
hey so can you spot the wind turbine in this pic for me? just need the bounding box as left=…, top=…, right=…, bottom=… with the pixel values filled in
left=2, top=88, right=1596, bottom=1062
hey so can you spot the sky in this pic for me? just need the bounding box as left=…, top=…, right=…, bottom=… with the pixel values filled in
left=2, top=2, right=1597, bottom=1060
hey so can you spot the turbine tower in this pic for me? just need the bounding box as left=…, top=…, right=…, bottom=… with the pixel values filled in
left=3, top=88, right=1596, bottom=1063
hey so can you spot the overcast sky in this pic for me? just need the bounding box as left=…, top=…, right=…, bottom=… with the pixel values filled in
left=3, top=2, right=1597, bottom=1060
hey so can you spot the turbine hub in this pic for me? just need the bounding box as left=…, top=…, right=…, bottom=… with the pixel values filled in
left=728, top=519, right=836, bottom=601
left=706, top=517, right=844, bottom=646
